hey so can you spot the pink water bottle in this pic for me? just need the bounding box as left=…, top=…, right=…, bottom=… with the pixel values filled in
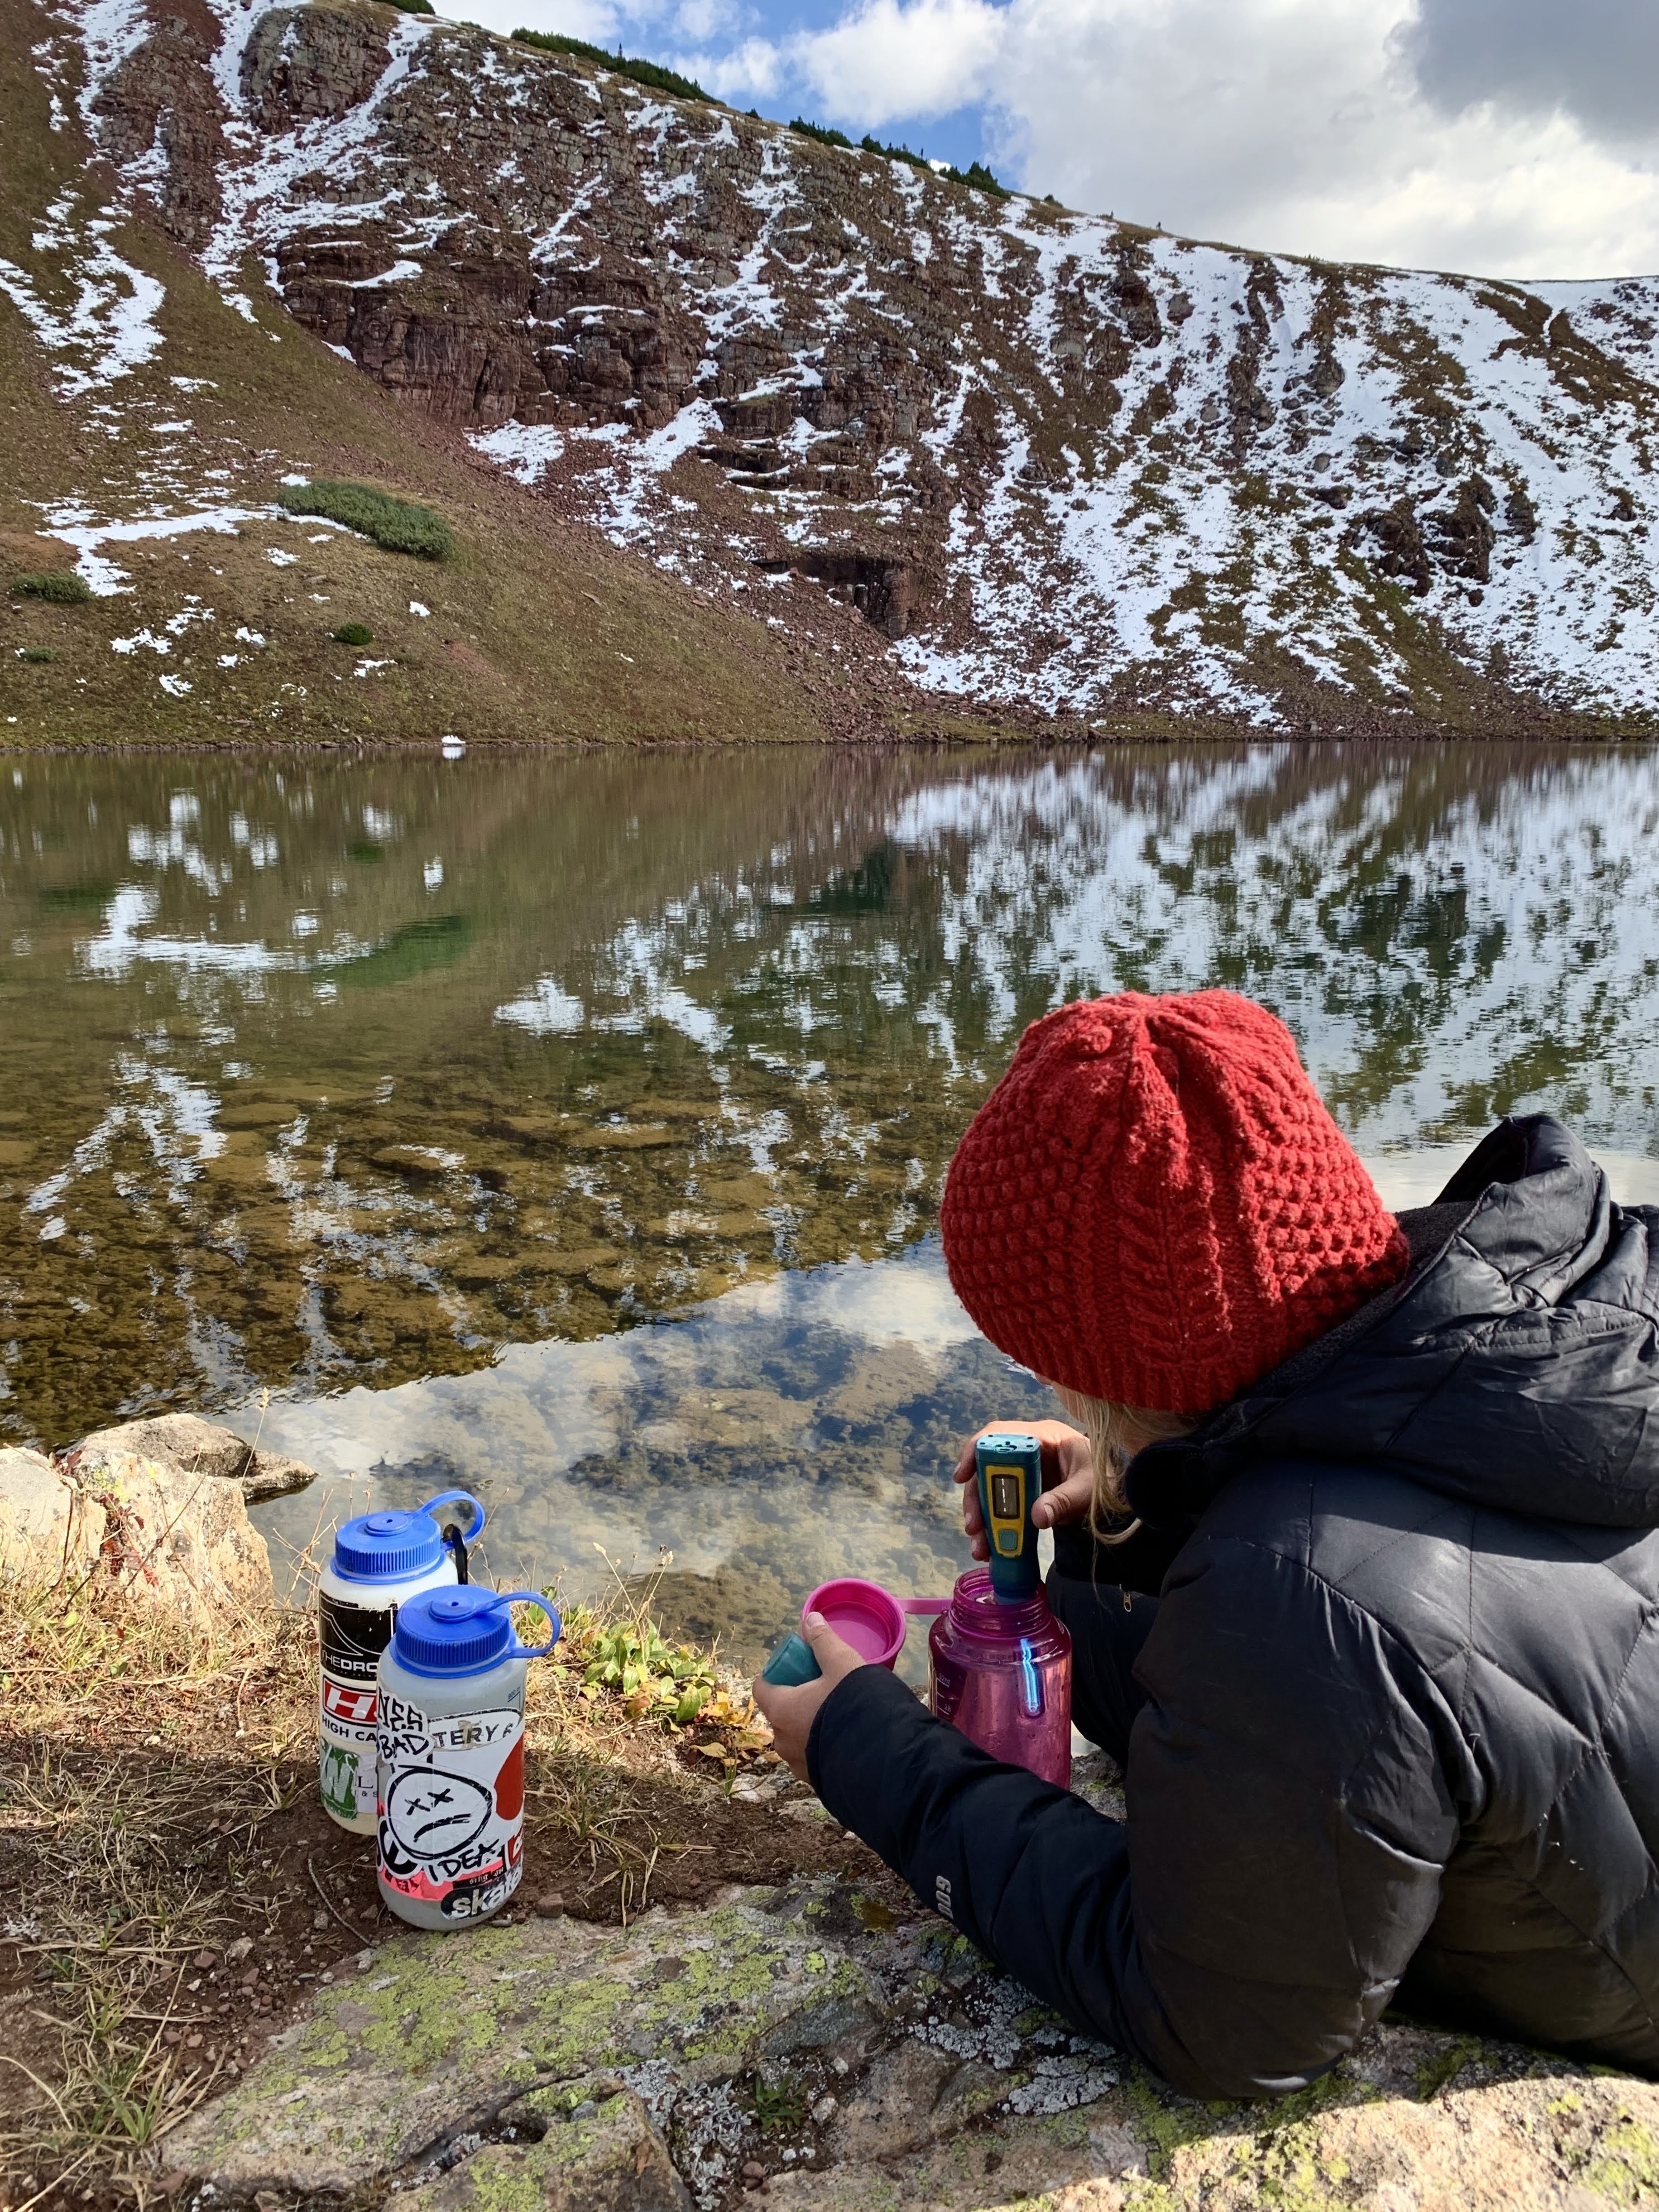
left=928, top=1567, right=1073, bottom=1788
left=929, top=1432, right=1072, bottom=1784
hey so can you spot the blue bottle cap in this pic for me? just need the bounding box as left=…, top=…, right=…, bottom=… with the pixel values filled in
left=330, top=1488, right=485, bottom=1582
left=392, top=1587, right=560, bottom=1678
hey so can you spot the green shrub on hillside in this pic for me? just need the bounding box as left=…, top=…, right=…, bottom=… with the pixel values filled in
left=20, top=646, right=57, bottom=663
left=861, top=133, right=929, bottom=171
left=275, top=481, right=453, bottom=560
left=791, top=117, right=854, bottom=150
left=510, top=29, right=709, bottom=102
left=386, top=0, right=434, bottom=12
left=15, top=571, right=91, bottom=603
left=943, top=159, right=1009, bottom=198
left=855, top=135, right=1009, bottom=196
left=331, top=621, right=375, bottom=647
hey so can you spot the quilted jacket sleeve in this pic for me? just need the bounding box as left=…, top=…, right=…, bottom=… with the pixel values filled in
left=807, top=1532, right=1462, bottom=2098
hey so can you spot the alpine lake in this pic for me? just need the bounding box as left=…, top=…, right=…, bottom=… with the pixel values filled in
left=7, top=741, right=1659, bottom=1669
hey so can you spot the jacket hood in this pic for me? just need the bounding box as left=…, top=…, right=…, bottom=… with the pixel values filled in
left=1130, top=1115, right=1659, bottom=1534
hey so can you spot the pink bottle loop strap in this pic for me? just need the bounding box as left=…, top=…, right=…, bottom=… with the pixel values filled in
left=900, top=1596, right=951, bottom=1616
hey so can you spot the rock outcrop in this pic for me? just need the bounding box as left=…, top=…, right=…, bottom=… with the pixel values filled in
left=41, top=0, right=1659, bottom=731
left=162, top=1872, right=1659, bottom=2211
left=0, top=1445, right=100, bottom=1586
left=2, top=1417, right=314, bottom=1611
left=73, top=1411, right=316, bottom=1503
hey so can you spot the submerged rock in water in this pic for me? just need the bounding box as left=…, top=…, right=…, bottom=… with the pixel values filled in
left=160, top=1873, right=1659, bottom=2210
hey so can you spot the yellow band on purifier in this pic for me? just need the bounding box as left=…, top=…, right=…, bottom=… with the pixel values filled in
left=985, top=1461, right=1027, bottom=1557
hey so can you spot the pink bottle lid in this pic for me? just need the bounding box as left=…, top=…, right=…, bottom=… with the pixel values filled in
left=802, top=1579, right=952, bottom=1668
left=802, top=1577, right=908, bottom=1667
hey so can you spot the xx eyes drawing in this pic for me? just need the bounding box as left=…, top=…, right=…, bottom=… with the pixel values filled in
left=385, top=1768, right=493, bottom=1859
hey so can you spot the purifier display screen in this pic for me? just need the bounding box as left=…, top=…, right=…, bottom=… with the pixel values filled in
left=990, top=1471, right=1022, bottom=1521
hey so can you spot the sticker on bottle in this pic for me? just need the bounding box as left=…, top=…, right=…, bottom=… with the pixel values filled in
left=320, top=1739, right=368, bottom=1825
left=320, top=1591, right=394, bottom=1684
left=320, top=1674, right=380, bottom=1826
left=376, top=1697, right=526, bottom=1922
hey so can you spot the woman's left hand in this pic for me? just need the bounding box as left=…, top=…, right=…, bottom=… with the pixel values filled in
left=751, top=1611, right=867, bottom=1781
left=953, top=1419, right=1096, bottom=1558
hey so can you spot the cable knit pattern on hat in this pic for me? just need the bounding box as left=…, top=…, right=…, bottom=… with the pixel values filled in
left=939, top=991, right=1409, bottom=1413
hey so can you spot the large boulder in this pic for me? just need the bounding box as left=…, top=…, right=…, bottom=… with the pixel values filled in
left=71, top=1412, right=316, bottom=1503
left=161, top=1874, right=1659, bottom=2211
left=64, top=1449, right=273, bottom=1618
left=0, top=1446, right=100, bottom=1587
left=1, top=1414, right=313, bottom=1614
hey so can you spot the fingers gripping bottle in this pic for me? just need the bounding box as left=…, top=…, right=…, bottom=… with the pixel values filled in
left=928, top=1433, right=1073, bottom=1788
left=376, top=1587, right=559, bottom=1930
left=317, top=1490, right=484, bottom=1832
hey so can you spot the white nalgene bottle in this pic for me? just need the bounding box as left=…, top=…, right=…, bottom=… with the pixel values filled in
left=376, top=1586, right=559, bottom=1930
left=317, top=1488, right=485, bottom=1832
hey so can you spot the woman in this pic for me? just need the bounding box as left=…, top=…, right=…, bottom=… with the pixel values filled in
left=754, top=989, right=1659, bottom=2096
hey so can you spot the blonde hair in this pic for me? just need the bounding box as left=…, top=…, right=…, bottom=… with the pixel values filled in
left=1056, top=1389, right=1199, bottom=1545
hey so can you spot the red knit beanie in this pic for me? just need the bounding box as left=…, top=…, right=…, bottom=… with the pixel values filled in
left=939, top=991, right=1408, bottom=1414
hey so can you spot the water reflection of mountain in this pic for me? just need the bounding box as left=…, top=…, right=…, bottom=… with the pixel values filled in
left=4, top=743, right=1659, bottom=1444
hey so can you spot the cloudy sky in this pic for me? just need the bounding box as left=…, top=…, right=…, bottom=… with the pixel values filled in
left=474, top=0, right=1659, bottom=280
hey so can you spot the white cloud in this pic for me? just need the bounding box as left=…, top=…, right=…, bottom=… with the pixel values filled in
left=966, top=0, right=1659, bottom=277
left=778, top=0, right=1002, bottom=127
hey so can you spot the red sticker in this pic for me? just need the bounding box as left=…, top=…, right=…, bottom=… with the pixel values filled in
left=492, top=1738, right=525, bottom=1822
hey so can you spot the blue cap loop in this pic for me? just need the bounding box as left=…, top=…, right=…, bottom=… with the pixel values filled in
left=418, top=1488, right=486, bottom=1544
left=497, top=1589, right=560, bottom=1659
left=391, top=1587, right=561, bottom=1677
left=330, top=1487, right=486, bottom=1582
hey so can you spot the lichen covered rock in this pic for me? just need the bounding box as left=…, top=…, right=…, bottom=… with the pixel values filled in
left=66, top=1448, right=273, bottom=1616
left=72, top=1412, right=317, bottom=1503
left=162, top=1875, right=1659, bottom=2211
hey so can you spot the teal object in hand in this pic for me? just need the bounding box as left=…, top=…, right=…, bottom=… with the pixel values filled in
left=761, top=1630, right=822, bottom=1686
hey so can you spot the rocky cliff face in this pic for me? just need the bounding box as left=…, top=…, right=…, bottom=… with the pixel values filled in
left=31, top=0, right=1659, bottom=730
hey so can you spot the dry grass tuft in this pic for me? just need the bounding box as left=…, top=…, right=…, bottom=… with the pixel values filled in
left=0, top=1584, right=315, bottom=2210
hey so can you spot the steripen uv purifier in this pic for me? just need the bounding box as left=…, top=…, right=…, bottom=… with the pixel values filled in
left=975, top=1431, right=1044, bottom=1602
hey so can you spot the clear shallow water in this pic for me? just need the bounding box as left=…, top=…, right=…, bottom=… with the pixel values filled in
left=6, top=743, right=1659, bottom=1657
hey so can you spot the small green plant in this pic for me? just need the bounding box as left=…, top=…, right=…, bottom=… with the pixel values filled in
left=275, top=479, right=453, bottom=560
left=577, top=1616, right=718, bottom=1726
left=20, top=645, right=57, bottom=663
left=330, top=621, right=375, bottom=647
left=510, top=28, right=709, bottom=102
left=386, top=0, right=434, bottom=12
left=15, top=570, right=91, bottom=603
left=752, top=2074, right=807, bottom=2131
left=790, top=117, right=854, bottom=150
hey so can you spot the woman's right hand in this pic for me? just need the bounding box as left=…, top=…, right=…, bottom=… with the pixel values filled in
left=953, top=1421, right=1095, bottom=1560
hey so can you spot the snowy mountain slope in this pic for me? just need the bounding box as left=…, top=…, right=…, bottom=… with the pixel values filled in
left=1, top=0, right=951, bottom=752
left=24, top=0, right=1659, bottom=733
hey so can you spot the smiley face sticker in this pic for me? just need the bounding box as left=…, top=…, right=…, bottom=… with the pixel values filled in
left=383, top=1765, right=495, bottom=1860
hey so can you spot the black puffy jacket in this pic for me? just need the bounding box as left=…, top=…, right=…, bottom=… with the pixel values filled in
left=809, top=1116, right=1659, bottom=2095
